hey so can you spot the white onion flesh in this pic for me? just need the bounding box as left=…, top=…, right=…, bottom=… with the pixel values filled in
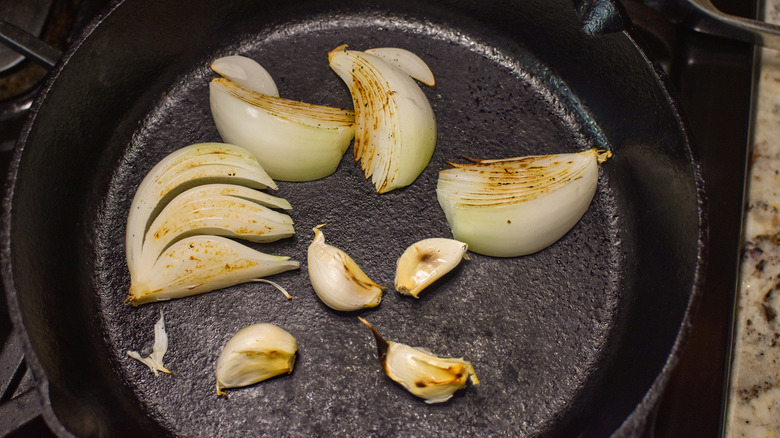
left=126, top=143, right=277, bottom=283
left=209, top=75, right=355, bottom=182
left=436, top=149, right=611, bottom=257
left=211, top=55, right=279, bottom=96
left=126, top=143, right=299, bottom=305
left=328, top=45, right=437, bottom=193
left=364, top=47, right=435, bottom=86
left=139, top=184, right=295, bottom=276
left=130, top=235, right=300, bottom=305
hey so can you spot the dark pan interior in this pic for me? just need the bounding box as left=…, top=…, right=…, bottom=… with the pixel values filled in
left=3, top=0, right=701, bottom=436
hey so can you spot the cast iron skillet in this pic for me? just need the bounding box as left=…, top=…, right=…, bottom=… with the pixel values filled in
left=2, top=0, right=704, bottom=436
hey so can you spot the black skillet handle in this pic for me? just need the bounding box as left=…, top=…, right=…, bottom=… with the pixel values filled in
left=647, top=0, right=780, bottom=48
left=573, top=0, right=631, bottom=35
left=680, top=0, right=780, bottom=48
left=0, top=19, right=62, bottom=69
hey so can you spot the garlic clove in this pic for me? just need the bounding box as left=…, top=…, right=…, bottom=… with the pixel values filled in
left=436, top=149, right=611, bottom=257
left=216, top=323, right=297, bottom=397
left=126, top=143, right=276, bottom=283
left=209, top=77, right=355, bottom=182
left=359, top=318, right=478, bottom=404
left=364, top=47, right=435, bottom=86
left=128, top=235, right=300, bottom=305
left=127, top=310, right=171, bottom=376
left=211, top=55, right=279, bottom=96
left=394, top=238, right=468, bottom=298
left=328, top=45, right=437, bottom=193
left=307, top=224, right=384, bottom=311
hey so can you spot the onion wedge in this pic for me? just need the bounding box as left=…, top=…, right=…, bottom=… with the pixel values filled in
left=436, top=149, right=612, bottom=257
left=328, top=45, right=437, bottom=193
left=126, top=143, right=277, bottom=284
left=126, top=143, right=298, bottom=306
left=210, top=56, right=356, bottom=182
left=363, top=48, right=435, bottom=86
left=211, top=55, right=279, bottom=96
left=129, top=235, right=300, bottom=305
left=138, top=184, right=295, bottom=277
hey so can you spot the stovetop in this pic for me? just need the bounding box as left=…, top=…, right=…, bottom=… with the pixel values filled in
left=0, top=0, right=757, bottom=436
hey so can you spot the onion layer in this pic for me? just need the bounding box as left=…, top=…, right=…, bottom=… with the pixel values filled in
left=209, top=55, right=356, bottom=182
left=436, top=149, right=611, bottom=257
left=329, top=45, right=437, bottom=193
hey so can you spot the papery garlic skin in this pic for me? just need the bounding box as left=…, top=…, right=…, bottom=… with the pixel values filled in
left=436, top=149, right=611, bottom=257
left=210, top=77, right=355, bottom=182
left=328, top=45, right=437, bottom=193
left=307, top=225, right=384, bottom=311
left=395, top=238, right=468, bottom=298
left=129, top=235, right=299, bottom=305
left=211, top=55, right=279, bottom=96
left=126, top=143, right=277, bottom=284
left=360, top=318, right=478, bottom=404
left=127, top=311, right=171, bottom=376
left=216, top=323, right=297, bottom=397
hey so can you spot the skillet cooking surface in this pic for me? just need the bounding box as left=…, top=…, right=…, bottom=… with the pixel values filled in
left=102, top=12, right=616, bottom=438
left=6, top=0, right=701, bottom=436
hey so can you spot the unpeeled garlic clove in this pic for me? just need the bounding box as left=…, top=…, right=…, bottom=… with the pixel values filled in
left=307, top=224, right=384, bottom=311
left=216, top=323, right=297, bottom=397
left=395, top=238, right=468, bottom=298
left=359, top=318, right=478, bottom=404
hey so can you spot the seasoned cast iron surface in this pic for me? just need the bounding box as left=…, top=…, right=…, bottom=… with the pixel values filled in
left=94, top=13, right=619, bottom=438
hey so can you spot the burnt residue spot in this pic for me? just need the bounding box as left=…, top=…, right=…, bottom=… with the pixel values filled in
left=359, top=318, right=389, bottom=364
left=415, top=381, right=428, bottom=388
left=756, top=259, right=766, bottom=272
left=419, top=250, right=439, bottom=265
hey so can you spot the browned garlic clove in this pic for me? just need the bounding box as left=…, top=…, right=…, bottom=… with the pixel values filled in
left=394, top=238, right=469, bottom=298
left=359, top=318, right=479, bottom=404
left=215, top=323, right=298, bottom=397
left=307, top=224, right=384, bottom=311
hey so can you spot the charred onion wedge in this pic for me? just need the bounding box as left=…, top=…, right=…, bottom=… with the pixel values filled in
left=436, top=149, right=612, bottom=257
left=328, top=45, right=437, bottom=193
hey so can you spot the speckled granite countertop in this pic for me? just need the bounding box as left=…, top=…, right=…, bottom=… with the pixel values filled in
left=724, top=1, right=780, bottom=436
